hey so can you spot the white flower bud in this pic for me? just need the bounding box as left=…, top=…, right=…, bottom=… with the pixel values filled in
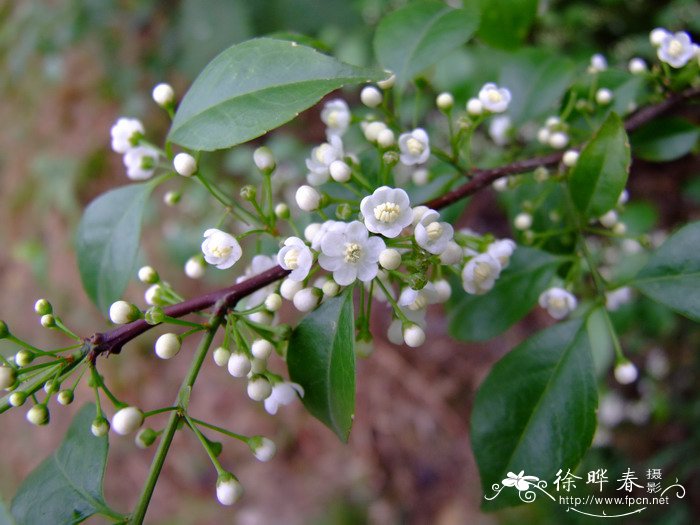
left=439, top=241, right=463, bottom=265
left=618, top=189, right=629, bottom=205
left=436, top=92, right=454, bottom=110
left=109, top=300, right=140, bottom=325
left=184, top=256, right=206, bottom=279
left=216, top=474, right=243, bottom=506
left=247, top=375, right=272, bottom=401
left=57, top=389, right=74, bottom=406
left=26, top=404, right=49, bottom=426
left=293, top=287, right=321, bottom=312
left=9, top=391, right=27, bottom=407
left=15, top=350, right=33, bottom=367
left=213, top=346, right=231, bottom=367
left=595, top=88, right=613, bottom=105
left=403, top=324, right=426, bottom=348
left=34, top=299, right=52, bottom=315
left=251, top=339, right=274, bottom=360
left=492, top=177, right=509, bottom=192
left=363, top=121, right=387, bottom=142
left=152, top=83, right=174, bottom=107
left=613, top=222, right=627, bottom=235
left=599, top=210, right=618, bottom=228
left=377, top=71, right=396, bottom=89
left=548, top=131, right=569, bottom=149
left=40, top=314, right=55, bottom=328
left=248, top=311, right=273, bottom=325
left=360, top=86, right=383, bottom=108
left=163, top=190, right=180, bottom=206
left=274, top=203, right=290, bottom=219
left=135, top=428, right=158, bottom=449
left=466, top=98, right=483, bottom=116
left=650, top=28, right=670, bottom=47
left=562, top=150, right=579, bottom=167
left=138, top=266, right=159, bottom=284
left=264, top=293, right=282, bottom=312
left=537, top=127, right=551, bottom=144
left=111, top=406, right=144, bottom=435
left=295, top=185, right=321, bottom=211
left=614, top=361, right=638, bottom=384
left=250, top=436, right=276, bottom=462
left=91, top=418, right=110, bottom=437
left=228, top=352, right=251, bottom=377
left=0, top=366, right=17, bottom=390
left=253, top=146, right=276, bottom=172
left=514, top=212, right=533, bottom=231
left=376, top=128, right=395, bottom=148
left=433, top=279, right=452, bottom=302
left=379, top=248, right=401, bottom=270
left=329, top=160, right=351, bottom=183
left=173, top=152, right=197, bottom=177
left=280, top=278, right=303, bottom=300
left=44, top=380, right=59, bottom=395
left=412, top=168, right=429, bottom=186
left=303, top=223, right=322, bottom=243
left=154, top=333, right=181, bottom=359
left=322, top=280, right=340, bottom=298
left=628, top=58, right=647, bottom=74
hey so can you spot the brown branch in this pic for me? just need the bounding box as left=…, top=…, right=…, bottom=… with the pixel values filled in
left=88, top=86, right=700, bottom=359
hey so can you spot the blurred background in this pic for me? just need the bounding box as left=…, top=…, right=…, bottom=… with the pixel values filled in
left=0, top=0, right=699, bottom=523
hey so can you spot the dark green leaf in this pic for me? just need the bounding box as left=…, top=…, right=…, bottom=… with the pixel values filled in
left=631, top=117, right=699, bottom=162
left=169, top=38, right=385, bottom=150
left=472, top=319, right=597, bottom=510
left=631, top=221, right=700, bottom=322
left=76, top=183, right=153, bottom=313
left=287, top=287, right=355, bottom=442
left=448, top=247, right=562, bottom=341
left=476, top=0, right=538, bottom=50
left=11, top=404, right=118, bottom=525
left=373, top=0, right=479, bottom=88
left=569, top=112, right=630, bottom=218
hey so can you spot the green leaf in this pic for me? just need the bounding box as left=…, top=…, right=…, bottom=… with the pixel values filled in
left=287, top=287, right=355, bottom=442
left=569, top=112, right=631, bottom=218
left=448, top=247, right=562, bottom=341
left=476, top=0, right=538, bottom=50
left=76, top=183, right=153, bottom=313
left=472, top=319, right=597, bottom=510
left=631, top=117, right=700, bottom=162
left=0, top=499, right=14, bottom=525
left=373, top=0, right=479, bottom=88
left=169, top=38, right=385, bottom=150
left=631, top=221, right=700, bottom=322
left=11, top=404, right=118, bottom=524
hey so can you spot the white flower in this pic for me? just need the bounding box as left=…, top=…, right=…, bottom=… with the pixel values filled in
left=264, top=381, right=304, bottom=415
left=658, top=31, right=695, bottom=68
left=486, top=239, right=516, bottom=269
left=110, top=117, right=143, bottom=153
left=588, top=53, right=607, bottom=73
left=250, top=437, right=276, bottom=462
left=414, top=209, right=454, bottom=254
left=321, top=99, right=351, bottom=138
left=478, top=83, right=511, bottom=113
left=466, top=97, right=483, bottom=116
left=112, top=406, right=144, bottom=435
left=403, top=324, right=426, bottom=348
left=306, top=135, right=344, bottom=185
left=152, top=83, right=174, bottom=107
left=318, top=221, right=385, bottom=285
left=154, top=333, right=181, bottom=359
left=650, top=28, right=670, bottom=47
left=606, top=287, right=632, bottom=311
left=201, top=229, right=242, bottom=269
left=173, top=152, right=197, bottom=177
left=360, top=86, right=383, bottom=107
left=277, top=237, right=313, bottom=282
left=398, top=128, right=430, bottom=166
left=439, top=241, right=463, bottom=265
left=398, top=283, right=441, bottom=311
left=502, top=471, right=539, bottom=492
left=123, top=146, right=159, bottom=181
left=462, top=254, right=501, bottom=295
left=295, top=185, right=321, bottom=211
left=614, top=361, right=638, bottom=385
left=184, top=256, right=205, bottom=279
left=488, top=116, right=512, bottom=146
left=360, top=186, right=413, bottom=238
left=538, top=287, right=577, bottom=319
left=216, top=475, right=242, bottom=506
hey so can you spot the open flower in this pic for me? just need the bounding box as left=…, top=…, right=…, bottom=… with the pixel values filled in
left=320, top=99, right=351, bottom=138
left=123, top=145, right=159, bottom=181
left=278, top=237, right=313, bottom=282
left=264, top=381, right=304, bottom=415
left=306, top=135, right=344, bottom=185
left=201, top=229, right=242, bottom=269
left=657, top=31, right=695, bottom=68
left=398, top=128, right=430, bottom=165
left=502, top=471, right=539, bottom=492
left=110, top=117, right=143, bottom=153
left=462, top=254, right=501, bottom=295
left=478, top=83, right=511, bottom=113
left=360, top=186, right=413, bottom=238
left=414, top=209, right=454, bottom=254
left=318, top=221, right=385, bottom=285
left=310, top=220, right=347, bottom=250
left=538, top=287, right=577, bottom=319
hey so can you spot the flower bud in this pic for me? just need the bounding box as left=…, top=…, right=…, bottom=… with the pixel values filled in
left=152, top=83, right=174, bottom=107
left=466, top=98, right=483, bottom=116
left=240, top=184, right=257, bottom=201
left=379, top=248, right=401, bottom=270
left=144, top=306, right=165, bottom=325
left=40, top=314, right=56, bottom=328
left=548, top=131, right=569, bottom=149
left=216, top=474, right=243, bottom=506
left=44, top=380, right=59, bottom=395
left=599, top=210, right=618, bottom=229
left=295, top=185, right=321, bottom=211
left=293, top=287, right=322, bottom=312
left=248, top=311, right=273, bottom=325
left=9, top=391, right=26, bottom=407
left=185, top=256, right=206, bottom=279
left=614, top=361, right=638, bottom=385
left=249, top=436, right=276, bottom=462
left=264, top=293, right=282, bottom=312
left=164, top=190, right=181, bottom=206
left=439, top=241, right=463, bottom=265
left=57, top=389, right=74, bottom=406
left=112, top=406, right=144, bottom=435
left=228, top=352, right=251, bottom=378
left=109, top=300, right=141, bottom=325
left=363, top=121, right=387, bottom=142
left=155, top=333, right=181, bottom=359
left=173, top=152, right=197, bottom=177
left=0, top=366, right=17, bottom=390
left=135, top=427, right=159, bottom=449
left=138, top=266, right=159, bottom=284
left=26, top=404, right=49, bottom=426
left=649, top=28, right=668, bottom=47
left=247, top=375, right=272, bottom=401
left=34, top=299, right=52, bottom=315
left=360, top=86, right=383, bottom=108
left=253, top=147, right=276, bottom=172
left=15, top=350, right=33, bottom=367
left=377, top=71, right=395, bottom=89
left=514, top=212, right=533, bottom=231
left=436, top=92, right=454, bottom=111
left=628, top=58, right=647, bottom=74
left=403, top=324, right=426, bottom=348
left=412, top=168, right=429, bottom=186
left=562, top=150, right=579, bottom=167
left=213, top=346, right=231, bottom=367
left=251, top=339, right=274, bottom=360
left=322, top=280, right=340, bottom=298
left=595, top=88, right=613, bottom=106
left=382, top=151, right=399, bottom=167
left=274, top=203, right=290, bottom=219
left=613, top=222, right=627, bottom=235
left=376, top=128, right=395, bottom=148
left=335, top=202, right=352, bottom=220
left=91, top=417, right=110, bottom=437
left=434, top=279, right=452, bottom=302
left=280, top=278, right=303, bottom=300
left=329, top=160, right=351, bottom=183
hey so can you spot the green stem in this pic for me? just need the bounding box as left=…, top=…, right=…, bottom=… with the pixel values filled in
left=189, top=416, right=249, bottom=444
left=184, top=415, right=226, bottom=474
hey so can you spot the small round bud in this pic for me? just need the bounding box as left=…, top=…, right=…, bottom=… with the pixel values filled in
left=57, top=389, right=74, bottom=406
left=163, top=190, right=181, bottom=206
left=0, top=320, right=8, bottom=339
left=249, top=436, right=276, bottom=462
left=329, top=160, right=351, bottom=183
left=173, top=152, right=197, bottom=177
left=595, top=88, right=613, bottom=105
left=562, top=150, right=579, bottom=167
left=251, top=339, right=274, bottom=360
left=649, top=28, right=669, bottom=47
left=15, top=350, right=34, bottom=367
left=599, top=210, right=618, bottom=229
left=249, top=311, right=273, bottom=325
left=91, top=417, right=110, bottom=437
left=403, top=324, right=426, bottom=348
left=26, top=404, right=49, bottom=426
left=363, top=121, right=387, bottom=142
left=0, top=366, right=17, bottom=390
left=360, top=86, right=383, bottom=108
left=144, top=306, right=165, bottom=325
left=9, top=391, right=27, bottom=407
left=154, top=333, right=181, bottom=360
left=295, top=185, right=321, bottom=211
left=376, top=128, right=396, bottom=148
left=466, top=98, right=483, bottom=116
left=382, top=150, right=399, bottom=167
left=433, top=279, right=452, bottom=302
left=264, top=293, right=282, bottom=312
left=185, top=256, right=206, bottom=279
left=533, top=167, right=549, bottom=182
left=439, top=241, right=463, bottom=265
left=40, top=314, right=56, bottom=328
left=135, top=428, right=159, bottom=449
left=379, top=248, right=401, bottom=270
left=293, top=287, right=322, bottom=312
left=213, top=346, right=231, bottom=367
left=322, top=280, right=340, bottom=298
left=280, top=277, right=303, bottom=300
left=548, top=131, right=569, bottom=149
left=618, top=189, right=629, bottom=205
left=247, top=375, right=272, bottom=401
left=240, top=184, right=257, bottom=201
left=34, top=299, right=52, bottom=315
left=138, top=266, right=159, bottom=284
left=152, top=83, right=174, bottom=107
left=613, top=222, right=627, bottom=235
left=614, top=361, right=638, bottom=385
left=377, top=71, right=395, bottom=90
left=514, top=212, right=533, bottom=231
left=275, top=204, right=290, bottom=221
left=216, top=474, right=243, bottom=506
left=628, top=58, right=647, bottom=75
left=44, top=380, right=59, bottom=395
left=303, top=223, right=321, bottom=243
left=109, top=300, right=140, bottom=325
left=436, top=92, right=454, bottom=110
left=412, top=168, right=429, bottom=186
left=537, top=127, right=551, bottom=144
left=112, top=406, right=145, bottom=435
left=228, top=352, right=251, bottom=378
left=335, top=202, right=353, bottom=220
left=253, top=147, right=276, bottom=172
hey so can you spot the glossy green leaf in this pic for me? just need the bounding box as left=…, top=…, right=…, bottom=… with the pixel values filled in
left=472, top=319, right=597, bottom=510
left=287, top=287, right=355, bottom=442
left=448, top=247, right=562, bottom=341
left=631, top=221, right=700, bottom=322
left=76, top=183, right=153, bottom=313
left=373, top=0, right=479, bottom=88
left=569, top=112, right=630, bottom=218
left=476, top=0, right=538, bottom=50
left=11, top=404, right=118, bottom=524
left=169, top=38, right=385, bottom=150
left=631, top=117, right=700, bottom=162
